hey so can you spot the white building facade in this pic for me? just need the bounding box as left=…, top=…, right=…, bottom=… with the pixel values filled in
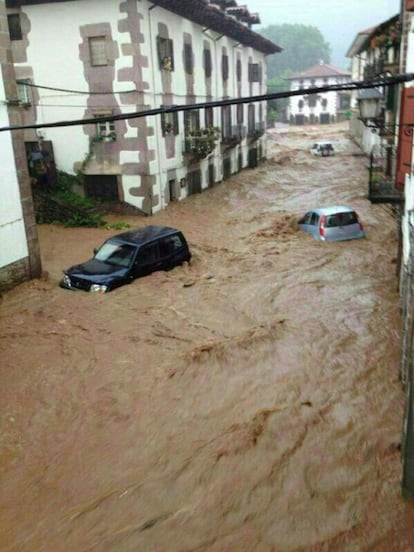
left=286, top=62, right=351, bottom=126
left=7, top=0, right=280, bottom=214
left=346, top=15, right=400, bottom=154
left=0, top=1, right=41, bottom=291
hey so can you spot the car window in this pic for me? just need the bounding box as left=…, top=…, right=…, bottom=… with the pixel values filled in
left=138, top=243, right=159, bottom=265
left=310, top=213, right=319, bottom=226
left=95, top=242, right=136, bottom=267
left=325, top=212, right=358, bottom=227
left=300, top=212, right=312, bottom=224
left=159, top=234, right=184, bottom=257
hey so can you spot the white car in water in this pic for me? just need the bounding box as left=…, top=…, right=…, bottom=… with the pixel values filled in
left=310, top=142, right=335, bottom=157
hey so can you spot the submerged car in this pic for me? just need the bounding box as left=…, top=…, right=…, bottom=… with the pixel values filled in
left=310, top=142, right=335, bottom=157
left=298, top=206, right=365, bottom=242
left=60, top=225, right=191, bottom=292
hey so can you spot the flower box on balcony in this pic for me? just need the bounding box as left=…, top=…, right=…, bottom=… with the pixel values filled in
left=184, top=126, right=220, bottom=159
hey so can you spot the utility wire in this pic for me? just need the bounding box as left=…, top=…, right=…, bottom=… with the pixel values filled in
left=16, top=80, right=138, bottom=95
left=3, top=72, right=414, bottom=133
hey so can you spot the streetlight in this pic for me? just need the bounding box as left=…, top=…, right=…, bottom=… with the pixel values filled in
left=356, top=88, right=385, bottom=128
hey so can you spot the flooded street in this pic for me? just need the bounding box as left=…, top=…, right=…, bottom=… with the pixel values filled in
left=2, top=123, right=414, bottom=551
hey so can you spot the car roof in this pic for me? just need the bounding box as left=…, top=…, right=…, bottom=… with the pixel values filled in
left=108, top=225, right=181, bottom=245
left=310, top=206, right=355, bottom=216
left=312, top=141, right=333, bottom=146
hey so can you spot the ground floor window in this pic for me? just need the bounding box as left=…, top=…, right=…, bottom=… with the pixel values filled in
left=84, top=175, right=119, bottom=201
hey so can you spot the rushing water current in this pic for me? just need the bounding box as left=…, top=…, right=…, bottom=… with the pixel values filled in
left=1, top=123, right=414, bottom=551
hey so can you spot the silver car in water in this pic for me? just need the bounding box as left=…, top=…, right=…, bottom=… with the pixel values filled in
left=298, top=206, right=365, bottom=242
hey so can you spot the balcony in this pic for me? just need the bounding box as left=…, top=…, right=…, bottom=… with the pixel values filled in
left=363, top=61, right=385, bottom=81
left=220, top=125, right=246, bottom=150
left=247, top=122, right=265, bottom=142
left=368, top=145, right=403, bottom=204
left=184, top=127, right=220, bottom=160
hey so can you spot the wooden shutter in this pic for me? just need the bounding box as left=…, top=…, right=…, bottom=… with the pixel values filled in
left=204, top=49, right=212, bottom=78
left=406, top=0, right=414, bottom=11
left=184, top=44, right=193, bottom=74
left=396, top=87, right=414, bottom=190
left=222, top=54, right=229, bottom=81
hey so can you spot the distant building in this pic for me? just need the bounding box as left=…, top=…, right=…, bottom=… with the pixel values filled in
left=286, top=62, right=351, bottom=125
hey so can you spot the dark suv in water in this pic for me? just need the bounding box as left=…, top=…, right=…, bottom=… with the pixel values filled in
left=60, top=225, right=191, bottom=293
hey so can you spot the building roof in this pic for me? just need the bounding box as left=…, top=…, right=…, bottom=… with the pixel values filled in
left=346, top=29, right=373, bottom=58
left=346, top=14, right=399, bottom=57
left=287, top=62, right=351, bottom=80
left=7, top=0, right=281, bottom=55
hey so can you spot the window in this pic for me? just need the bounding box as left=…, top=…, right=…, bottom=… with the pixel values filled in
left=222, top=54, right=229, bottom=81
left=94, top=113, right=116, bottom=140
left=321, top=98, right=328, bottom=110
left=159, top=235, right=184, bottom=257
left=157, top=36, right=174, bottom=71
left=237, top=104, right=244, bottom=124
left=325, top=212, right=358, bottom=228
left=204, top=49, right=212, bottom=78
left=221, top=105, right=232, bottom=138
left=248, top=63, right=261, bottom=82
left=236, top=59, right=242, bottom=82
left=248, top=104, right=255, bottom=132
left=205, top=107, right=214, bottom=128
left=184, top=110, right=200, bottom=132
left=184, top=43, right=193, bottom=74
left=17, top=79, right=31, bottom=105
left=89, top=37, right=108, bottom=66
left=161, top=109, right=179, bottom=136
left=8, top=14, right=22, bottom=41
left=308, top=95, right=317, bottom=108
left=310, top=213, right=319, bottom=226
left=139, top=243, right=159, bottom=266
left=298, top=99, right=304, bottom=112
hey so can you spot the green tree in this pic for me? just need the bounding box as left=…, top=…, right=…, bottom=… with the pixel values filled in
left=260, top=24, right=331, bottom=80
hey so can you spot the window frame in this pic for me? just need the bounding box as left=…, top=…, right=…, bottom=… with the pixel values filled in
left=204, top=48, right=212, bottom=78
left=184, top=110, right=200, bottom=133
left=89, top=36, right=108, bottom=67
left=157, top=36, right=174, bottom=71
left=17, top=79, right=31, bottom=105
left=205, top=107, right=214, bottom=128
left=221, top=105, right=232, bottom=139
left=7, top=14, right=22, bottom=41
left=184, top=43, right=194, bottom=75
left=248, top=63, right=261, bottom=83
left=161, top=108, right=179, bottom=136
left=222, top=54, right=229, bottom=81
left=236, top=59, right=242, bottom=82
left=93, top=112, right=116, bottom=140
left=247, top=104, right=255, bottom=133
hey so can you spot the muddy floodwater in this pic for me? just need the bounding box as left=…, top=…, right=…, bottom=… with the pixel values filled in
left=2, top=123, right=414, bottom=551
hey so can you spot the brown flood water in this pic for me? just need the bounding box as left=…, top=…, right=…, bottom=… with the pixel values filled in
left=1, top=123, right=414, bottom=551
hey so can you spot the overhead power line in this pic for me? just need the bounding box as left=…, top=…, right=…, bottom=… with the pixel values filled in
left=17, top=80, right=138, bottom=96
left=2, top=73, right=413, bottom=133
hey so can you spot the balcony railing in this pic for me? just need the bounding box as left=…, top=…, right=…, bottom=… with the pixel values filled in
left=368, top=145, right=403, bottom=204
left=247, top=122, right=265, bottom=141
left=363, top=61, right=385, bottom=81
left=221, top=125, right=246, bottom=149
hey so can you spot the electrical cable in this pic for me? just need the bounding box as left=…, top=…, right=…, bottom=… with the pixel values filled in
left=2, top=72, right=413, bottom=133
left=16, top=80, right=138, bottom=95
